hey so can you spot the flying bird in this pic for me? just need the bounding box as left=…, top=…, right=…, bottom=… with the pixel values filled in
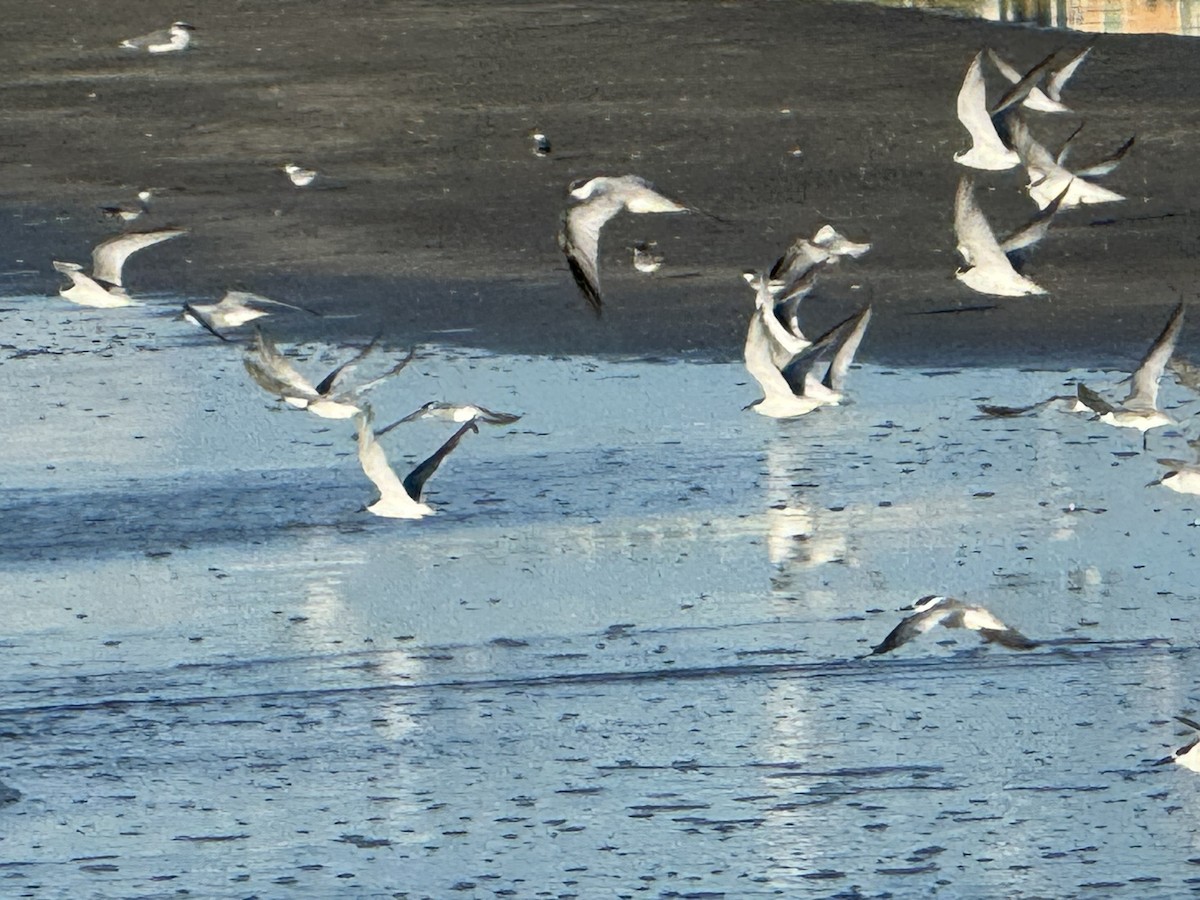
left=557, top=175, right=690, bottom=314
left=183, top=291, right=317, bottom=340
left=744, top=277, right=872, bottom=418
left=954, top=50, right=1055, bottom=171
left=869, top=595, right=1039, bottom=656
left=1155, top=716, right=1200, bottom=772
left=1075, top=302, right=1184, bottom=434
left=120, top=21, right=195, bottom=53
left=375, top=401, right=522, bottom=436
left=52, top=228, right=186, bottom=307
left=354, top=406, right=479, bottom=519
left=244, top=331, right=416, bottom=419
left=954, top=176, right=1049, bottom=297
left=743, top=224, right=872, bottom=353
left=987, top=46, right=1091, bottom=114
left=1009, top=118, right=1132, bottom=210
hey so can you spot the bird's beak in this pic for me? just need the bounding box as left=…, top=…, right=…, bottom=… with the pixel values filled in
left=1145, top=477, right=1163, bottom=488
left=1153, top=754, right=1176, bottom=766
left=895, top=604, right=914, bottom=612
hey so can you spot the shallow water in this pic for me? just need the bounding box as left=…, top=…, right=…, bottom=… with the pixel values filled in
left=2, top=297, right=1200, bottom=897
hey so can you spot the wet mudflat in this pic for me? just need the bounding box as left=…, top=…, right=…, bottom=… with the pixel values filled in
left=2, top=311, right=1200, bottom=898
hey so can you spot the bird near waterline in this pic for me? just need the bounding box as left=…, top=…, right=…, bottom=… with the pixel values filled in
left=1154, top=716, right=1200, bottom=772
left=743, top=224, right=871, bottom=353
left=1075, top=302, right=1185, bottom=434
left=355, top=406, right=479, bottom=519
left=52, top=228, right=187, bottom=307
left=375, top=401, right=522, bottom=436
left=869, top=595, right=1039, bottom=656
left=557, top=175, right=690, bottom=314
left=183, top=290, right=318, bottom=340
left=987, top=46, right=1091, bottom=114
left=243, top=331, right=416, bottom=419
left=743, top=277, right=872, bottom=419
left=120, top=22, right=195, bottom=53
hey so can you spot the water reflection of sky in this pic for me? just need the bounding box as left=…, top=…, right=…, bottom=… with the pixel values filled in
left=871, top=0, right=1200, bottom=34
left=5, top=305, right=1200, bottom=895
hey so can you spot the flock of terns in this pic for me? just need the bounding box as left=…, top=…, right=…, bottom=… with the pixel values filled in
left=39, top=25, right=1200, bottom=768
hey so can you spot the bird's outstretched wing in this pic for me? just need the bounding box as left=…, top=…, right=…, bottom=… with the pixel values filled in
left=558, top=194, right=623, bottom=314
left=1125, top=302, right=1185, bottom=412
left=402, top=419, right=480, bottom=502
left=91, top=228, right=186, bottom=287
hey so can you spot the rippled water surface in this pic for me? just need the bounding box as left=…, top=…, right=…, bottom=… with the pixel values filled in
left=2, top=298, right=1200, bottom=898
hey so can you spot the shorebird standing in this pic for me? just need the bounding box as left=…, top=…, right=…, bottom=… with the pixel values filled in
left=99, top=190, right=152, bottom=223
left=243, top=332, right=416, bottom=420
left=354, top=405, right=479, bottom=519
left=869, top=595, right=1039, bottom=656
left=53, top=228, right=187, bottom=307
left=282, top=164, right=318, bottom=187
left=557, top=175, right=690, bottom=314
left=1075, top=301, right=1185, bottom=435
left=530, top=130, right=551, bottom=157
left=119, top=22, right=195, bottom=53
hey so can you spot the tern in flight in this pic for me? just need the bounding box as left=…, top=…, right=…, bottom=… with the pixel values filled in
left=355, top=405, right=479, bottom=519
left=744, top=278, right=872, bottom=418
left=120, top=22, right=195, bottom=53
left=987, top=46, right=1091, bottom=114
left=954, top=176, right=1058, bottom=297
left=954, top=49, right=1055, bottom=171
left=743, top=224, right=872, bottom=355
left=1009, top=118, right=1132, bottom=210
left=52, top=228, right=186, bottom=307
left=1075, top=301, right=1185, bottom=435
left=183, top=290, right=318, bottom=341
left=244, top=331, right=416, bottom=419
left=869, top=595, right=1039, bottom=656
left=1155, top=717, right=1200, bottom=773
left=375, top=401, right=522, bottom=435
left=558, top=175, right=690, bottom=314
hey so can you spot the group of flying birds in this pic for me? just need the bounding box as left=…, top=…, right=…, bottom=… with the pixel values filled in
left=33, top=23, right=1200, bottom=768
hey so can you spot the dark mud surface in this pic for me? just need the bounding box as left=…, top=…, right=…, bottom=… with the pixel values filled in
left=2, top=0, right=1199, bottom=364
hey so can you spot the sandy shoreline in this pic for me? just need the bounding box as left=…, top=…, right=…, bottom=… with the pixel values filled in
left=1, top=0, right=1198, bottom=365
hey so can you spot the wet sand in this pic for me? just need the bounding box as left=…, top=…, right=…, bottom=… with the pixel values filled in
left=2, top=0, right=1199, bottom=364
